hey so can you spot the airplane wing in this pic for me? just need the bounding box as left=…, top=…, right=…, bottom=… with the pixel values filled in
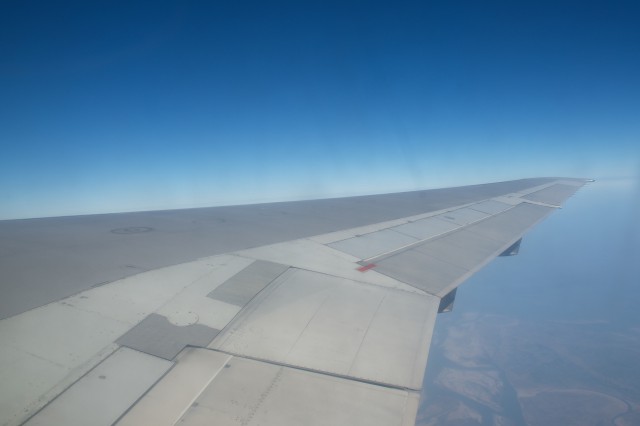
left=0, top=177, right=589, bottom=426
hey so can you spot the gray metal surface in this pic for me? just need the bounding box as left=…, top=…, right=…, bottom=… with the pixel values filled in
left=373, top=203, right=556, bottom=296
left=24, top=347, right=172, bottom=426
left=327, top=228, right=418, bottom=260
left=212, top=268, right=439, bottom=389
left=434, top=207, right=489, bottom=225
left=500, top=238, right=522, bottom=256
left=175, top=354, right=420, bottom=426
left=116, top=348, right=233, bottom=426
left=438, top=288, right=457, bottom=313
left=374, top=249, right=468, bottom=296
left=464, top=203, right=552, bottom=243
left=116, top=314, right=220, bottom=360
left=469, top=199, right=512, bottom=214
left=523, top=183, right=580, bottom=205
left=391, top=217, right=460, bottom=240
left=207, top=260, right=288, bottom=306
left=414, top=228, right=506, bottom=270
left=0, top=178, right=557, bottom=319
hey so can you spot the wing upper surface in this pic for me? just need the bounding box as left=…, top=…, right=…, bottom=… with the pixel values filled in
left=0, top=178, right=589, bottom=426
left=0, top=177, right=556, bottom=320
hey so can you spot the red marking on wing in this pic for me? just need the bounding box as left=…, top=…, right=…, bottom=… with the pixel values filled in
left=357, top=263, right=376, bottom=272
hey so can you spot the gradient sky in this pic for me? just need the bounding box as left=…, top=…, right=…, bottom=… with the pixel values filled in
left=1, top=1, right=639, bottom=219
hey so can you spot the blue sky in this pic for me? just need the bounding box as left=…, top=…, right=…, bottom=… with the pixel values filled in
left=1, top=1, right=639, bottom=219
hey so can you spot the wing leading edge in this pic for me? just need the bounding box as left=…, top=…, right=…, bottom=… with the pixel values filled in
left=0, top=178, right=589, bottom=426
